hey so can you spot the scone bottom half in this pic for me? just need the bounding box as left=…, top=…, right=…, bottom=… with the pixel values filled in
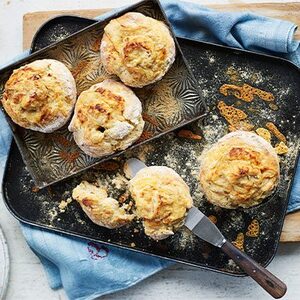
left=2, top=59, right=77, bottom=133
left=68, top=79, right=145, bottom=158
left=72, top=181, right=134, bottom=229
left=72, top=166, right=193, bottom=241
left=199, top=131, right=280, bottom=209
left=100, top=12, right=176, bottom=88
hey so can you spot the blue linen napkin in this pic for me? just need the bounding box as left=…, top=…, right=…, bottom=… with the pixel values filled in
left=0, top=1, right=300, bottom=299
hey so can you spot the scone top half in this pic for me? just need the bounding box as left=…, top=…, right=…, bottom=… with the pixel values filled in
left=68, top=79, right=145, bottom=158
left=129, top=166, right=193, bottom=240
left=199, top=131, right=280, bottom=209
left=2, top=59, right=77, bottom=133
left=100, top=12, right=176, bottom=88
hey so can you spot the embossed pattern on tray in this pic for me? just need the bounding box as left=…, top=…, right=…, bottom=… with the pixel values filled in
left=2, top=15, right=300, bottom=275
left=0, top=0, right=206, bottom=188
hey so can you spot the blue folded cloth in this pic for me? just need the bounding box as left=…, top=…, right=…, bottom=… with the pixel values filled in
left=20, top=224, right=171, bottom=300
left=0, top=1, right=300, bottom=299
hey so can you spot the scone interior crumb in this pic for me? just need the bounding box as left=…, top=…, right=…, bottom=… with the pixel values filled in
left=72, top=181, right=134, bottom=229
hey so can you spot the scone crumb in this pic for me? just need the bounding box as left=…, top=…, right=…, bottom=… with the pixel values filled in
left=118, top=191, right=130, bottom=203
left=208, top=215, right=217, bottom=224
left=177, top=129, right=202, bottom=140
left=48, top=208, right=58, bottom=222
left=130, top=242, right=136, bottom=247
left=269, top=103, right=279, bottom=111
left=111, top=174, right=128, bottom=189
left=275, top=141, right=289, bottom=155
left=32, top=186, right=40, bottom=193
left=142, top=113, right=159, bottom=126
left=58, top=197, right=73, bottom=212
left=72, top=181, right=134, bottom=229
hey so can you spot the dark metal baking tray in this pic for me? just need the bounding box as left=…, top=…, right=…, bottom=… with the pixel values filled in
left=2, top=14, right=300, bottom=276
left=0, top=0, right=206, bottom=188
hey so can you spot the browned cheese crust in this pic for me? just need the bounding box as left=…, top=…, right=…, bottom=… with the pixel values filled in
left=100, top=12, right=176, bottom=87
left=199, top=131, right=280, bottom=209
left=2, top=59, right=76, bottom=133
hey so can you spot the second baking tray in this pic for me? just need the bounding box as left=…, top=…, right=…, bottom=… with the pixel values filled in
left=2, top=14, right=300, bottom=275
left=0, top=0, right=206, bottom=188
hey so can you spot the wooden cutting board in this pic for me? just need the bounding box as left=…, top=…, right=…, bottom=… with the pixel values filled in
left=23, top=3, right=300, bottom=242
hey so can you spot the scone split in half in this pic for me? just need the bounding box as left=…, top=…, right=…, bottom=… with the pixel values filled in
left=68, top=79, right=145, bottom=157
left=2, top=59, right=77, bottom=133
left=199, top=131, right=280, bottom=209
left=72, top=181, right=134, bottom=229
left=100, top=12, right=176, bottom=88
left=129, top=166, right=193, bottom=240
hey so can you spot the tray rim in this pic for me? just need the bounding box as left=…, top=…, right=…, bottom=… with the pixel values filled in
left=3, top=24, right=300, bottom=274
left=30, top=15, right=97, bottom=54
left=3, top=11, right=300, bottom=276
left=0, top=0, right=208, bottom=189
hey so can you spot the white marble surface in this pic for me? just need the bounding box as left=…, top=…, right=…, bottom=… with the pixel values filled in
left=0, top=0, right=300, bottom=299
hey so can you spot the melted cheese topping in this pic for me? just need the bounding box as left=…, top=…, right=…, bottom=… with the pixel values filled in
left=256, top=128, right=271, bottom=143
left=101, top=12, right=175, bottom=87
left=129, top=166, right=193, bottom=240
left=199, top=131, right=280, bottom=209
left=217, top=100, right=254, bottom=131
left=232, top=233, right=245, bottom=251
left=219, top=83, right=275, bottom=103
left=246, top=219, right=260, bottom=237
left=2, top=62, right=73, bottom=130
left=266, top=122, right=286, bottom=143
left=275, top=141, right=289, bottom=155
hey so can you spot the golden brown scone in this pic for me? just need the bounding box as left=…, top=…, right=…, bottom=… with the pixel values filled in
left=68, top=79, right=144, bottom=157
left=2, top=59, right=76, bottom=133
left=100, top=12, right=176, bottom=88
left=72, top=181, right=134, bottom=229
left=199, top=131, right=280, bottom=209
left=129, top=166, right=193, bottom=240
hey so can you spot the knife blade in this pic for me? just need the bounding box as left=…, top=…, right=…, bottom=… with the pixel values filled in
left=184, top=206, right=226, bottom=247
left=124, top=158, right=147, bottom=178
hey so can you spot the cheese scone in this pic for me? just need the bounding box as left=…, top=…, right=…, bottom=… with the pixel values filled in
left=68, top=79, right=144, bottom=157
left=199, top=131, right=280, bottom=209
left=129, top=166, right=193, bottom=240
left=2, top=59, right=76, bottom=133
left=100, top=12, right=176, bottom=88
left=72, top=181, right=134, bottom=229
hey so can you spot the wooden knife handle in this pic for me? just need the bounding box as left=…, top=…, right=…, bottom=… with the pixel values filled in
left=221, top=240, right=287, bottom=299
